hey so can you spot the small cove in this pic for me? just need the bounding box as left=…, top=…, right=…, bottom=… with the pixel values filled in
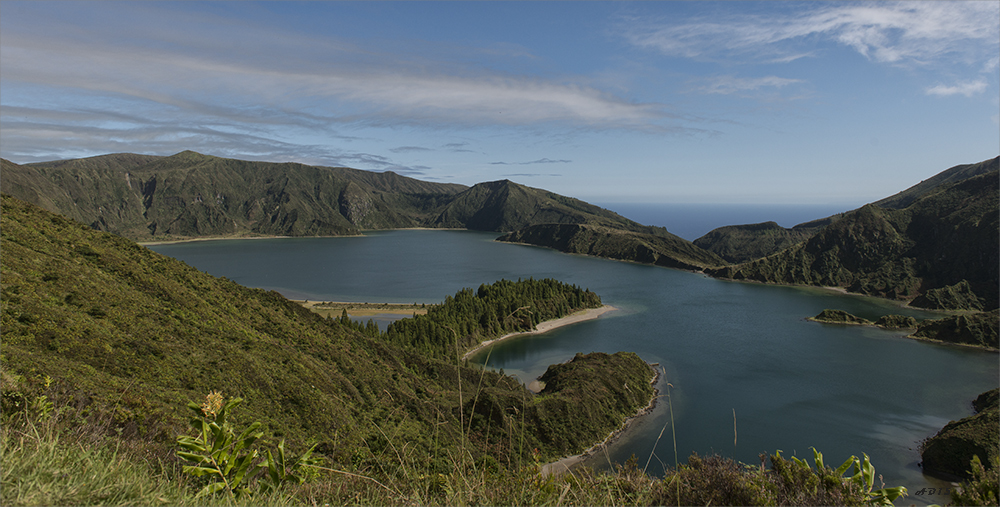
left=150, top=229, right=997, bottom=505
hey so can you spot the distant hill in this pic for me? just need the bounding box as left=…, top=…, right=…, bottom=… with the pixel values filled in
left=706, top=165, right=999, bottom=310
left=498, top=223, right=724, bottom=271
left=430, top=179, right=664, bottom=234
left=875, top=157, right=999, bottom=210
left=692, top=218, right=838, bottom=263
left=695, top=157, right=999, bottom=263
left=0, top=194, right=654, bottom=466
left=2, top=151, right=658, bottom=241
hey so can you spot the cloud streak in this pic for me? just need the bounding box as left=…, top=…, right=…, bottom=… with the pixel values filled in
left=490, top=158, right=572, bottom=166
left=925, top=80, right=988, bottom=98
left=621, top=2, right=998, bottom=67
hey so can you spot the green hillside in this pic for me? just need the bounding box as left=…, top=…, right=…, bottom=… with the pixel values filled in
left=0, top=195, right=655, bottom=468
left=706, top=168, right=999, bottom=310
left=875, top=157, right=999, bottom=210
left=497, top=223, right=724, bottom=271
left=693, top=218, right=838, bottom=263
left=2, top=152, right=661, bottom=241
left=431, top=179, right=665, bottom=234
left=921, top=388, right=999, bottom=481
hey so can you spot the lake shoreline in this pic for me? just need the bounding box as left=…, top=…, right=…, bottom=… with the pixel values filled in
left=138, top=228, right=474, bottom=246
left=541, top=362, right=662, bottom=476
left=461, top=305, right=617, bottom=361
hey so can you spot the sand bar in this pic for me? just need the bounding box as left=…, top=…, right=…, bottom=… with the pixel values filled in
left=461, top=305, right=617, bottom=360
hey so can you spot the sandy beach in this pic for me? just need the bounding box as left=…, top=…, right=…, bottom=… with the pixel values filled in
left=461, top=305, right=617, bottom=360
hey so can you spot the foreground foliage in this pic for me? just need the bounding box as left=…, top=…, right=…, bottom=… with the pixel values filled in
left=4, top=395, right=917, bottom=507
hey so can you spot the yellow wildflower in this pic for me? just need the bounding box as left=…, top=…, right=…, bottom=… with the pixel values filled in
left=201, top=390, right=224, bottom=417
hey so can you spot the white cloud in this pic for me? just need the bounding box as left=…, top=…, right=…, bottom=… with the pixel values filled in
left=925, top=80, right=988, bottom=97
left=622, top=1, right=999, bottom=67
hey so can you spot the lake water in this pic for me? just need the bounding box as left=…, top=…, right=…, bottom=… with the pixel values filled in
left=149, top=229, right=997, bottom=504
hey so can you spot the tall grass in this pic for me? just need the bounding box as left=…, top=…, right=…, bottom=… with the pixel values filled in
left=2, top=374, right=919, bottom=507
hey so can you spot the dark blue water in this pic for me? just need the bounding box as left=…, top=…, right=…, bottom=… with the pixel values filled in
left=598, top=202, right=862, bottom=241
left=150, top=230, right=996, bottom=504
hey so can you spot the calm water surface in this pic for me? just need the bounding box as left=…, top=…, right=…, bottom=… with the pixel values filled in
left=150, top=230, right=997, bottom=504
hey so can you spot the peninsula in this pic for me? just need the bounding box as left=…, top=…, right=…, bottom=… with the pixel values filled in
left=462, top=305, right=616, bottom=360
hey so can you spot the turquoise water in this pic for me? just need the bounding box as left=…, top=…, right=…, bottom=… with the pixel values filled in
left=150, top=230, right=997, bottom=504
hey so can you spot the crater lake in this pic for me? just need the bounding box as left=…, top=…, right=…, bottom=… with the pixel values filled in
left=149, top=229, right=998, bottom=505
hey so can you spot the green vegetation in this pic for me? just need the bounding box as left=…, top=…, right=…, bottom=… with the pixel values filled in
left=380, top=278, right=601, bottom=360
left=693, top=218, right=838, bottom=264
left=921, top=389, right=999, bottom=483
left=2, top=152, right=657, bottom=242
left=708, top=166, right=999, bottom=310
left=498, top=223, right=724, bottom=271
left=949, top=455, right=1000, bottom=506
left=806, top=308, right=997, bottom=349
left=911, top=310, right=999, bottom=349
left=874, top=157, right=999, bottom=210
left=4, top=397, right=910, bottom=506
left=808, top=309, right=874, bottom=326
left=0, top=195, right=656, bottom=470
left=910, top=280, right=986, bottom=311
left=873, top=314, right=918, bottom=329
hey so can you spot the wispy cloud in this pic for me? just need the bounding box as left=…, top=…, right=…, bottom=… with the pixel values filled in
left=621, top=2, right=999, bottom=67
left=389, top=146, right=433, bottom=154
left=0, top=2, right=691, bottom=164
left=490, top=158, right=572, bottom=165
left=925, top=80, right=988, bottom=98
left=695, top=75, right=805, bottom=95
left=1, top=6, right=666, bottom=130
left=502, top=173, right=562, bottom=178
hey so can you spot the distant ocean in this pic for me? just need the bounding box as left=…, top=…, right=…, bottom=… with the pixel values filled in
left=596, top=202, right=863, bottom=241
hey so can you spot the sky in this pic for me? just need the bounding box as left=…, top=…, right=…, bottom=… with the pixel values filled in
left=1, top=1, right=998, bottom=205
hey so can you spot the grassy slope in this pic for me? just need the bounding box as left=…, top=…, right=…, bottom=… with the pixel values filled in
left=0, top=195, right=654, bottom=468
left=875, top=157, right=999, bottom=210
left=706, top=169, right=999, bottom=310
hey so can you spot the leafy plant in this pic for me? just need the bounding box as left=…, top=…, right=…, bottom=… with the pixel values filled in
left=261, top=438, right=321, bottom=493
left=176, top=392, right=324, bottom=500
left=176, top=392, right=263, bottom=500
left=786, top=447, right=908, bottom=506
left=951, top=455, right=1000, bottom=506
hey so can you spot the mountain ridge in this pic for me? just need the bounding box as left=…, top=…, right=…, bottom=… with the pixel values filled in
left=3, top=151, right=658, bottom=241
left=706, top=166, right=999, bottom=310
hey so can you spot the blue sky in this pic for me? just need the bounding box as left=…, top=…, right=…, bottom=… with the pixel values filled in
left=1, top=1, right=997, bottom=204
